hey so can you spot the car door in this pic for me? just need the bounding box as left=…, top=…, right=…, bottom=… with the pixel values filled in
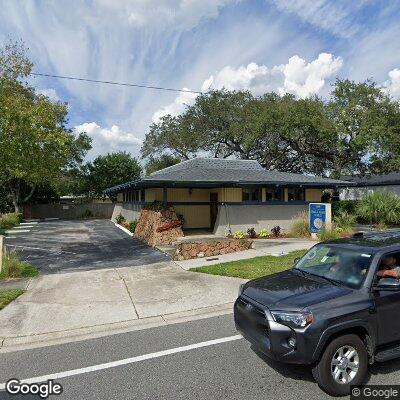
left=373, top=251, right=400, bottom=345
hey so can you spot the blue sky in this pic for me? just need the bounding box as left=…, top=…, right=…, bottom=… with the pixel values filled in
left=1, top=0, right=400, bottom=160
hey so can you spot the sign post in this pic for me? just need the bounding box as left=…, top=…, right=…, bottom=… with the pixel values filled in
left=309, top=203, right=332, bottom=239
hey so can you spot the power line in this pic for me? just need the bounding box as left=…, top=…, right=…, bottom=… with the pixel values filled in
left=30, top=72, right=203, bottom=94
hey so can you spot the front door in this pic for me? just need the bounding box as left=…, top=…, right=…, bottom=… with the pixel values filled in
left=374, top=251, right=400, bottom=345
left=210, top=193, right=218, bottom=230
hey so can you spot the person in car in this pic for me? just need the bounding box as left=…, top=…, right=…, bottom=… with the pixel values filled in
left=377, top=255, right=400, bottom=279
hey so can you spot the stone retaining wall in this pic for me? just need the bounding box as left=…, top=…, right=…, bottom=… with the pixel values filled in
left=174, top=239, right=252, bottom=260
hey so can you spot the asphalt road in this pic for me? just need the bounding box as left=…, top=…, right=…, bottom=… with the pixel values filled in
left=4, top=219, right=169, bottom=274
left=1, top=314, right=400, bottom=400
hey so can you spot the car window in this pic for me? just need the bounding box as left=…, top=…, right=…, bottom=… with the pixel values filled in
left=295, top=245, right=373, bottom=289
left=376, top=252, right=400, bottom=279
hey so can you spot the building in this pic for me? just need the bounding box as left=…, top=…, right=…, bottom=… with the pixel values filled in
left=105, top=158, right=350, bottom=234
left=340, top=172, right=400, bottom=200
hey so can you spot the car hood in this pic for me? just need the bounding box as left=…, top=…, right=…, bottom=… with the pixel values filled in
left=243, top=269, right=352, bottom=311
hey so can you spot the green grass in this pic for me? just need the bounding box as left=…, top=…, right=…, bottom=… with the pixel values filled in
left=190, top=249, right=308, bottom=279
left=0, top=289, right=24, bottom=310
left=0, top=256, right=39, bottom=280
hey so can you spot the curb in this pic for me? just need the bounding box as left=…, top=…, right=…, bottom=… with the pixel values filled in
left=0, top=302, right=234, bottom=353
left=114, top=222, right=134, bottom=237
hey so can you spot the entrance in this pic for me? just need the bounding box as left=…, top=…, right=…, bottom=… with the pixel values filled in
left=210, top=192, right=218, bottom=230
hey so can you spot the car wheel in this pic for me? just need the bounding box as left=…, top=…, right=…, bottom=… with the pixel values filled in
left=312, top=334, right=368, bottom=396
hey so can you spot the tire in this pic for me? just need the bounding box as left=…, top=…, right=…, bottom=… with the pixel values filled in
left=312, top=334, right=368, bottom=397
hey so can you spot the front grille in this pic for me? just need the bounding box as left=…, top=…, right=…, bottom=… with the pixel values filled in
left=235, top=297, right=270, bottom=337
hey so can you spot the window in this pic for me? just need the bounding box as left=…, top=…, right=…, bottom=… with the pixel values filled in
left=265, top=187, right=283, bottom=201
left=242, top=188, right=261, bottom=202
left=287, top=187, right=305, bottom=201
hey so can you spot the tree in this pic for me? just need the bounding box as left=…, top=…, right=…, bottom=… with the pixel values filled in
left=0, top=40, right=91, bottom=212
left=81, top=152, right=142, bottom=198
left=145, top=154, right=181, bottom=175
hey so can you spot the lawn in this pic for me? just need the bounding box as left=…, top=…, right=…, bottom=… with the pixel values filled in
left=0, top=256, right=39, bottom=280
left=0, top=289, right=24, bottom=310
left=190, top=249, right=308, bottom=279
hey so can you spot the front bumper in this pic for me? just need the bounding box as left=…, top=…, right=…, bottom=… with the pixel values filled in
left=234, top=296, right=317, bottom=365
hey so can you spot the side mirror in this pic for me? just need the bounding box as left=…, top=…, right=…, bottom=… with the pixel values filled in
left=293, top=257, right=300, bottom=264
left=374, top=278, right=400, bottom=291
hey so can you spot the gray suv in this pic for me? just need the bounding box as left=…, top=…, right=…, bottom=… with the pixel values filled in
left=234, top=231, right=400, bottom=396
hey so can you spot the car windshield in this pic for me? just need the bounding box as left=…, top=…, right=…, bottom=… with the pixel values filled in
left=294, top=244, right=373, bottom=289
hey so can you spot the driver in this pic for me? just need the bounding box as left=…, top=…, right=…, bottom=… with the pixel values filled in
left=377, top=255, right=400, bottom=279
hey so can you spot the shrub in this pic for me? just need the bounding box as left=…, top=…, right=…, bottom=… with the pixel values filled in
left=145, top=201, right=166, bottom=211
left=317, top=227, right=342, bottom=241
left=233, top=230, right=246, bottom=239
left=129, top=220, right=137, bottom=233
left=289, top=211, right=309, bottom=238
left=259, top=228, right=270, bottom=238
left=332, top=200, right=359, bottom=216
left=247, top=227, right=257, bottom=238
left=271, top=226, right=281, bottom=237
left=0, top=213, right=23, bottom=230
left=333, top=210, right=357, bottom=231
left=0, top=253, right=39, bottom=279
left=115, top=213, right=126, bottom=224
left=176, top=213, right=185, bottom=226
left=356, top=191, right=400, bottom=225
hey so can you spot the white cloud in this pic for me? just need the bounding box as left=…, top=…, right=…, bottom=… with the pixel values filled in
left=153, top=53, right=342, bottom=120
left=267, top=0, right=370, bottom=38
left=152, top=89, right=198, bottom=122
left=98, top=0, right=238, bottom=30
left=74, top=122, right=142, bottom=159
left=36, top=88, right=60, bottom=102
left=382, top=69, right=400, bottom=99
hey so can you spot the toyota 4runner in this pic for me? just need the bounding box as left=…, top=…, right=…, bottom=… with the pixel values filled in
left=234, top=231, right=400, bottom=396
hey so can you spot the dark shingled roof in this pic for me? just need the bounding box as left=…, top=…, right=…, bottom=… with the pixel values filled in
left=106, top=158, right=352, bottom=193
left=344, top=172, right=400, bottom=186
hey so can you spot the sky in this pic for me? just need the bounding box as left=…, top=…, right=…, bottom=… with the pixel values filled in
left=1, top=0, right=400, bottom=160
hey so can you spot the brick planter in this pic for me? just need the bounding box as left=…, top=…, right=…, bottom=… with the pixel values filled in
left=174, top=239, right=252, bottom=260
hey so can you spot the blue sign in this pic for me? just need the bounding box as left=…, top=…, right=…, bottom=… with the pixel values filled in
left=309, top=203, right=327, bottom=233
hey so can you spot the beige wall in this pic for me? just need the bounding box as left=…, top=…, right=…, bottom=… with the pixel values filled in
left=305, top=188, right=322, bottom=202
left=174, top=205, right=210, bottom=228
left=167, top=188, right=210, bottom=202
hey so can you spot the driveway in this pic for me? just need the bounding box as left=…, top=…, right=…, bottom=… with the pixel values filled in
left=4, top=219, right=169, bottom=274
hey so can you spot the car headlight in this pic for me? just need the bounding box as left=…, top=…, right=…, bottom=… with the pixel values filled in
left=238, top=283, right=245, bottom=296
left=271, top=311, right=313, bottom=329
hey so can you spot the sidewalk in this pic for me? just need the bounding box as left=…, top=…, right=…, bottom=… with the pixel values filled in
left=174, top=238, right=315, bottom=270
left=0, top=261, right=244, bottom=351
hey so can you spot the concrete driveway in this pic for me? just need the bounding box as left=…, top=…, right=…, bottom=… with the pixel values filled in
left=4, top=219, right=169, bottom=274
left=0, top=262, right=244, bottom=348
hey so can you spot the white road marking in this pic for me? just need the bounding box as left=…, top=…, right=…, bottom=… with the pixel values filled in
left=20, top=222, right=38, bottom=225
left=5, top=230, right=30, bottom=234
left=0, top=335, right=242, bottom=389
left=13, top=225, right=35, bottom=228
left=4, top=237, right=17, bottom=239
left=5, top=244, right=76, bottom=255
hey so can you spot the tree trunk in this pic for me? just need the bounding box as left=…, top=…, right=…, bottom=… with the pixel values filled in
left=9, top=180, right=22, bottom=213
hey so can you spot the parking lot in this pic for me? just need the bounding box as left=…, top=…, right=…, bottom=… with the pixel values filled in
left=4, top=219, right=169, bottom=274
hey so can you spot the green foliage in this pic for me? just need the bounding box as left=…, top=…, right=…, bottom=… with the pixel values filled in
left=81, top=152, right=142, bottom=198
left=145, top=154, right=181, bottom=175
left=332, top=200, right=359, bottom=216
left=0, top=289, right=24, bottom=310
left=0, top=40, right=91, bottom=212
left=247, top=227, right=257, bottom=238
left=258, top=228, right=270, bottom=238
left=271, top=226, right=281, bottom=237
left=191, top=250, right=307, bottom=279
left=233, top=230, right=245, bottom=239
left=317, top=227, right=343, bottom=241
left=115, top=213, right=126, bottom=224
left=0, top=254, right=39, bottom=279
left=129, top=220, right=137, bottom=233
left=356, top=191, right=400, bottom=225
left=0, top=212, right=22, bottom=230
left=333, top=210, right=357, bottom=231
left=142, top=80, right=400, bottom=177
left=289, top=211, right=310, bottom=238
